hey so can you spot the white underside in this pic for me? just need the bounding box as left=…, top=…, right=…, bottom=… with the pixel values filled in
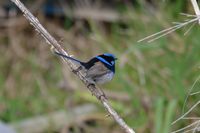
left=94, top=72, right=114, bottom=84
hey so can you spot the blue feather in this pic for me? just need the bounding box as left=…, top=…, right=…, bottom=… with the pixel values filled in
left=95, top=56, right=113, bottom=66
left=103, top=53, right=116, bottom=58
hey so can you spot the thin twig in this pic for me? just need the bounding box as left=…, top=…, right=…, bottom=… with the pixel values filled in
left=193, top=122, right=200, bottom=133
left=182, top=117, right=200, bottom=120
left=171, top=120, right=200, bottom=133
left=10, top=0, right=135, bottom=133
left=172, top=101, right=200, bottom=125
left=180, top=13, right=197, bottom=17
left=183, top=21, right=196, bottom=36
left=182, top=75, right=200, bottom=115
left=138, top=17, right=199, bottom=43
left=138, top=0, right=200, bottom=43
left=190, top=91, right=200, bottom=96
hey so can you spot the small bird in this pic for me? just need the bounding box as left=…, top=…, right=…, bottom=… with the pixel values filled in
left=54, top=52, right=117, bottom=84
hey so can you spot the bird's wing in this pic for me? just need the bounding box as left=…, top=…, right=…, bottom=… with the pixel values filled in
left=86, top=61, right=110, bottom=79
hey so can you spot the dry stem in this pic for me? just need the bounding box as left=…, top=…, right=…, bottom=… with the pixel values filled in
left=138, top=0, right=200, bottom=43
left=191, top=0, right=200, bottom=24
left=10, top=0, right=135, bottom=133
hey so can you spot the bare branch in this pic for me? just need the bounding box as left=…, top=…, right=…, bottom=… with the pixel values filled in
left=10, top=0, right=135, bottom=133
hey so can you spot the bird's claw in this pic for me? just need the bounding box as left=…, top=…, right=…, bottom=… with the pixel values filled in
left=98, top=92, right=107, bottom=100
left=72, top=66, right=83, bottom=74
left=87, top=83, right=107, bottom=100
left=87, top=83, right=95, bottom=88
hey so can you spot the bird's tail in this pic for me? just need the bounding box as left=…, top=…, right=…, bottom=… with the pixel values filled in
left=54, top=52, right=84, bottom=64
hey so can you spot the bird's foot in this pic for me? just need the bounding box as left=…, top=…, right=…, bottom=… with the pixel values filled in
left=72, top=66, right=83, bottom=74
left=87, top=83, right=107, bottom=100
left=87, top=83, right=95, bottom=89
left=98, top=91, right=107, bottom=100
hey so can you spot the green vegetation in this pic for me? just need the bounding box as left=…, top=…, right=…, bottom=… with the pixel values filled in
left=0, top=1, right=199, bottom=132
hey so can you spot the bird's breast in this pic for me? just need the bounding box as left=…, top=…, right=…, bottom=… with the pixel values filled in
left=95, top=71, right=114, bottom=84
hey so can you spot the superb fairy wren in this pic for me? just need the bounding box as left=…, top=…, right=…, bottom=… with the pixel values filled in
left=54, top=52, right=117, bottom=84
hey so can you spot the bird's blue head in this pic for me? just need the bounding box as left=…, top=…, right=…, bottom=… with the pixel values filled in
left=103, top=53, right=117, bottom=60
left=96, top=53, right=117, bottom=72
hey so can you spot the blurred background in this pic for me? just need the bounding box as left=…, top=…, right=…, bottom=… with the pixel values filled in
left=0, top=0, right=200, bottom=133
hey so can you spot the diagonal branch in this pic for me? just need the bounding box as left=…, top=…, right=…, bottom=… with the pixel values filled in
left=10, top=0, right=135, bottom=133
